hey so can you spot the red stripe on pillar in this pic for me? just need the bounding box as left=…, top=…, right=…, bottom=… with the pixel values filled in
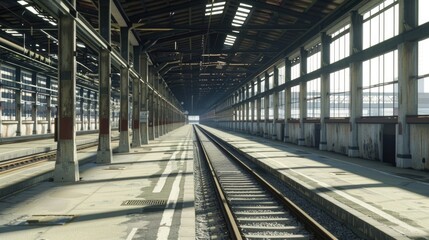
left=59, top=116, right=74, bottom=140
left=100, top=118, right=109, bottom=134
left=121, top=118, right=128, bottom=131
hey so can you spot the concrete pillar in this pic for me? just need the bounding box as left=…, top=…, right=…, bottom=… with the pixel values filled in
left=298, top=47, right=307, bottom=146
left=272, top=67, right=279, bottom=139
left=94, top=92, right=98, bottom=130
left=250, top=80, right=255, bottom=133
left=148, top=67, right=155, bottom=140
left=256, top=77, right=262, bottom=135
left=284, top=59, right=291, bottom=142
left=15, top=68, right=22, bottom=136
left=79, top=87, right=84, bottom=131
left=161, top=87, right=166, bottom=135
left=348, top=11, right=363, bottom=157
left=31, top=73, right=38, bottom=134
left=264, top=72, right=269, bottom=138
left=319, top=33, right=330, bottom=151
left=154, top=75, right=159, bottom=138
left=131, top=46, right=141, bottom=148
left=139, top=53, right=149, bottom=144
left=396, top=0, right=418, bottom=167
left=54, top=2, right=79, bottom=182
left=118, top=27, right=130, bottom=152
left=246, top=84, right=250, bottom=133
left=0, top=84, right=2, bottom=137
left=46, top=77, right=52, bottom=133
left=96, top=0, right=113, bottom=164
left=86, top=91, right=91, bottom=130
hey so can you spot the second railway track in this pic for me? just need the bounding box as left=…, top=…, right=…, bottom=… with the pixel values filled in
left=194, top=125, right=337, bottom=240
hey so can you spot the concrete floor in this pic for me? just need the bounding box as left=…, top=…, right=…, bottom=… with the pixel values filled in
left=0, top=126, right=194, bottom=240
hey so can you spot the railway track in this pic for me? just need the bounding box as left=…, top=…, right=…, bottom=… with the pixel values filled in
left=194, top=125, right=337, bottom=240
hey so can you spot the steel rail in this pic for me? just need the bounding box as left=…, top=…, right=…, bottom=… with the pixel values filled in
left=193, top=126, right=243, bottom=240
left=196, top=125, right=337, bottom=240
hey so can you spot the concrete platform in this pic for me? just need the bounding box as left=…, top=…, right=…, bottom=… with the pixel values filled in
left=201, top=125, right=429, bottom=240
left=0, top=126, right=194, bottom=240
left=0, top=131, right=118, bottom=162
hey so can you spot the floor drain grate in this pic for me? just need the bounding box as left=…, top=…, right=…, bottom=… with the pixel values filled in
left=332, top=171, right=348, bottom=175
left=122, top=199, right=167, bottom=206
left=26, top=215, right=75, bottom=225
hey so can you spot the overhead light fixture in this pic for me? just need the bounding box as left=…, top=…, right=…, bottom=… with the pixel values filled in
left=25, top=6, right=39, bottom=14
left=17, top=0, right=27, bottom=6
left=77, top=42, right=86, bottom=48
left=205, top=1, right=225, bottom=16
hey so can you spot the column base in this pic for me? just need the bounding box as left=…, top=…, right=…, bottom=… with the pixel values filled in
left=118, top=131, right=130, bottom=153
left=96, top=149, right=113, bottom=164
left=132, top=129, right=141, bottom=148
left=348, top=146, right=360, bottom=157
left=396, top=154, right=412, bottom=168
left=54, top=160, right=79, bottom=182
left=283, top=136, right=289, bottom=143
left=319, top=142, right=328, bottom=151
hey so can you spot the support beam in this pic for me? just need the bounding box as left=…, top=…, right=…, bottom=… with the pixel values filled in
left=54, top=0, right=79, bottom=182
left=348, top=11, right=363, bottom=157
left=140, top=54, right=149, bottom=144
left=131, top=46, right=141, bottom=148
left=298, top=47, right=307, bottom=146
left=118, top=27, right=130, bottom=153
left=284, top=59, right=291, bottom=142
left=15, top=68, right=22, bottom=137
left=272, top=67, right=279, bottom=139
left=396, top=0, right=418, bottom=167
left=319, top=32, right=330, bottom=150
left=264, top=72, right=269, bottom=138
left=96, top=0, right=113, bottom=164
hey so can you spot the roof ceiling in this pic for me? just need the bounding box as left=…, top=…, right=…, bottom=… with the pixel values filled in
left=0, top=0, right=353, bottom=115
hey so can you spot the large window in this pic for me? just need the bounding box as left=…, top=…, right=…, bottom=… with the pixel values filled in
left=268, top=72, right=274, bottom=89
left=268, top=94, right=274, bottom=120
left=260, top=97, right=265, bottom=119
left=51, top=81, right=58, bottom=119
left=362, top=0, right=398, bottom=49
left=279, top=90, right=285, bottom=119
left=362, top=50, right=398, bottom=116
left=291, top=57, right=300, bottom=80
left=1, top=64, right=16, bottom=120
left=330, top=68, right=350, bottom=117
left=418, top=38, right=429, bottom=114
left=307, top=44, right=321, bottom=73
left=290, top=85, right=300, bottom=119
left=307, top=78, right=321, bottom=118
left=37, top=75, right=48, bottom=120
left=260, top=76, right=265, bottom=93
left=278, top=65, right=285, bottom=85
left=330, top=24, right=350, bottom=63
left=21, top=70, right=33, bottom=120
left=420, top=0, right=429, bottom=25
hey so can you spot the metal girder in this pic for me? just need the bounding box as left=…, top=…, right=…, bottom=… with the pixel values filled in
left=133, top=24, right=311, bottom=31
left=149, top=49, right=279, bottom=54
left=240, top=0, right=320, bottom=23
left=128, top=0, right=206, bottom=22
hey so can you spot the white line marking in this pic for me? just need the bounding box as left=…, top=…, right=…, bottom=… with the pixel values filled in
left=156, top=170, right=183, bottom=240
left=153, top=141, right=184, bottom=193
left=126, top=227, right=138, bottom=240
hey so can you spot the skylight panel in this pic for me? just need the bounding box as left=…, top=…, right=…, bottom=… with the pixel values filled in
left=205, top=1, right=225, bottom=16
left=224, top=2, right=252, bottom=47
